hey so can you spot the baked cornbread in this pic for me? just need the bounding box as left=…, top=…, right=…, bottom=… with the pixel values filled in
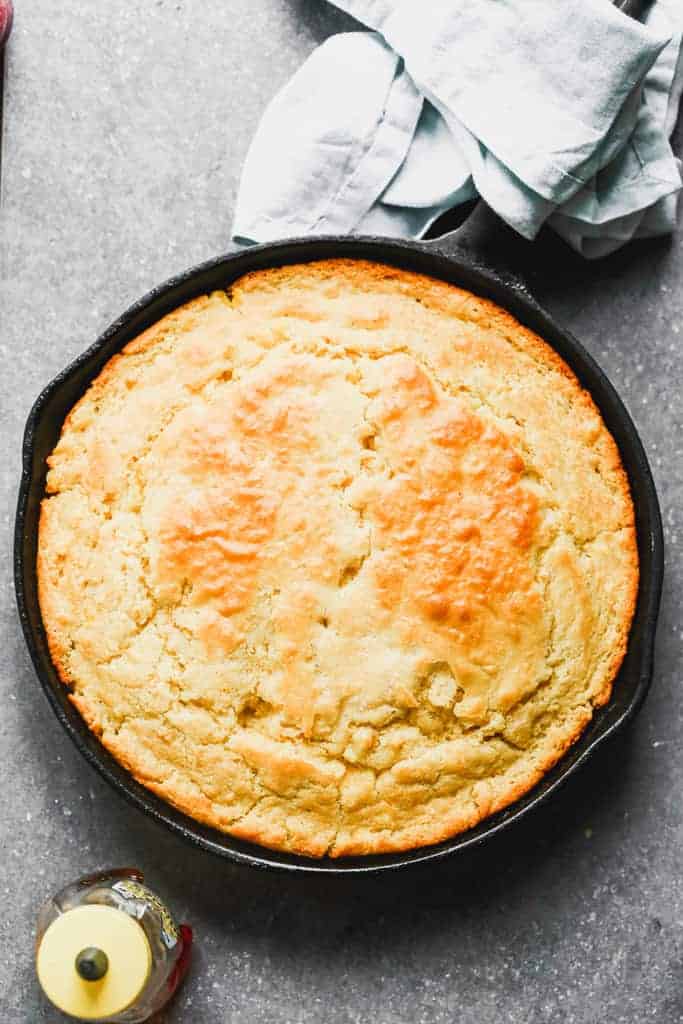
left=38, top=259, right=638, bottom=857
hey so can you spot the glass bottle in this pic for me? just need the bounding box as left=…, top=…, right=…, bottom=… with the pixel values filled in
left=35, top=868, right=192, bottom=1022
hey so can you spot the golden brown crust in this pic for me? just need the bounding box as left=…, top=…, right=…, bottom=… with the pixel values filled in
left=37, top=259, right=638, bottom=857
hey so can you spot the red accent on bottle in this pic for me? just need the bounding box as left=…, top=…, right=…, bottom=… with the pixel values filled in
left=0, top=1, right=13, bottom=47
left=167, top=924, right=193, bottom=995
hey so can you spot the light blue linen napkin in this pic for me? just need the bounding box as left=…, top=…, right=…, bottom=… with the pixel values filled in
left=233, top=0, right=683, bottom=258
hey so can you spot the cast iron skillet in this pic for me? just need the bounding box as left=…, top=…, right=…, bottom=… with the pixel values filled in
left=14, top=209, right=664, bottom=874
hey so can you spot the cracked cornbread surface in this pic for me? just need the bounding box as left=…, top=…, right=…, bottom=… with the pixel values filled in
left=38, top=259, right=638, bottom=857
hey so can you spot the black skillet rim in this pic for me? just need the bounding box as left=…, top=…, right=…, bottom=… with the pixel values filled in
left=14, top=235, right=664, bottom=874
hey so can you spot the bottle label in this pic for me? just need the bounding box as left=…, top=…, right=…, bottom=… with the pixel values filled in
left=112, top=880, right=180, bottom=948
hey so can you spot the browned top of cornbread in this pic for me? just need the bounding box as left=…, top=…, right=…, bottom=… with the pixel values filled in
left=38, top=259, right=638, bottom=857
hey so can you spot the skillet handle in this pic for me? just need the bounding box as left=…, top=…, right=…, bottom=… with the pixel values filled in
left=423, top=200, right=535, bottom=300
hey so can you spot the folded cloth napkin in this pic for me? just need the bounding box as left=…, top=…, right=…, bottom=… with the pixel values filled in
left=233, top=0, right=683, bottom=258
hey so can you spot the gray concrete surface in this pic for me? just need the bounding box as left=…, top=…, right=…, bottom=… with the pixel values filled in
left=1, top=2, right=682, bottom=1022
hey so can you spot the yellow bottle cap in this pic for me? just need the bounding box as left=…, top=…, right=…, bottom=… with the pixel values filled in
left=36, top=904, right=152, bottom=1021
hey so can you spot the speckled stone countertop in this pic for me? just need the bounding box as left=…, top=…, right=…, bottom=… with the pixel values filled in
left=1, top=3, right=682, bottom=1022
